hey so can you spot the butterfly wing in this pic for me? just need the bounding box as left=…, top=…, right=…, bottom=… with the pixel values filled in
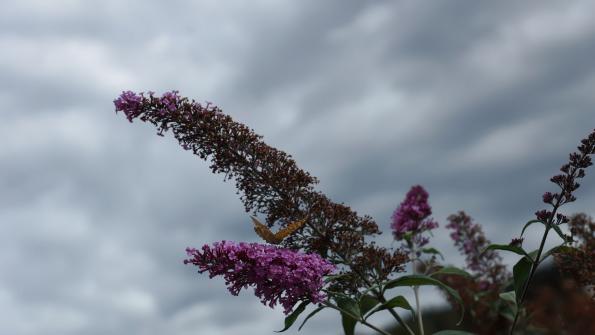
left=251, top=216, right=282, bottom=244
left=274, top=218, right=306, bottom=241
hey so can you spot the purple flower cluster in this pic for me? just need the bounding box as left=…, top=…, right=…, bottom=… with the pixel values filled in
left=446, top=212, right=509, bottom=288
left=159, top=90, right=180, bottom=115
left=184, top=241, right=335, bottom=314
left=446, top=212, right=497, bottom=272
left=114, top=90, right=182, bottom=121
left=113, top=90, right=143, bottom=122
left=391, top=185, right=438, bottom=247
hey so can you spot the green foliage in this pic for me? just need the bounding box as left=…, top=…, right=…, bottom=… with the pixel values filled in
left=385, top=274, right=465, bottom=325
left=421, top=247, right=445, bottom=260
left=430, top=266, right=472, bottom=278
left=336, top=296, right=360, bottom=335
left=483, top=244, right=532, bottom=261
left=358, top=295, right=380, bottom=317
left=512, top=257, right=532, bottom=303
left=298, top=306, right=325, bottom=331
left=276, top=301, right=309, bottom=332
left=365, top=295, right=414, bottom=320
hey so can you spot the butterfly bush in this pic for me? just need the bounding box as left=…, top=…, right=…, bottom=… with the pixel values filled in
left=391, top=185, right=438, bottom=248
left=184, top=241, right=335, bottom=314
left=446, top=211, right=508, bottom=286
left=114, top=90, right=595, bottom=335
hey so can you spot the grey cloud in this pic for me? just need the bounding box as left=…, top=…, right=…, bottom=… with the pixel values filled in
left=2, top=1, right=595, bottom=335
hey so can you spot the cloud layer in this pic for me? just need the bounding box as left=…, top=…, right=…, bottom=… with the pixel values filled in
left=2, top=1, right=595, bottom=334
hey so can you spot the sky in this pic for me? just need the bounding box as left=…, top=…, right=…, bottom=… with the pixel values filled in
left=1, top=1, right=595, bottom=334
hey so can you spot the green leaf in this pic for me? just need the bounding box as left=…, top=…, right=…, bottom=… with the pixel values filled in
left=498, top=291, right=516, bottom=305
left=360, top=281, right=386, bottom=296
left=358, top=295, right=379, bottom=317
left=540, top=245, right=576, bottom=262
left=385, top=275, right=465, bottom=325
left=499, top=290, right=518, bottom=317
left=298, top=306, right=324, bottom=331
left=341, top=311, right=357, bottom=335
left=433, top=331, right=475, bottom=335
left=336, top=296, right=360, bottom=319
left=483, top=244, right=532, bottom=261
left=421, top=247, right=445, bottom=260
left=430, top=266, right=472, bottom=278
left=276, top=301, right=309, bottom=332
left=335, top=296, right=360, bottom=335
left=527, top=249, right=539, bottom=263
left=551, top=224, right=573, bottom=243
left=500, top=308, right=515, bottom=322
left=513, top=257, right=532, bottom=303
left=365, top=295, right=414, bottom=320
left=521, top=219, right=545, bottom=237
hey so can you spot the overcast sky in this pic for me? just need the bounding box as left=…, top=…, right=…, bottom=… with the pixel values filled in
left=2, top=1, right=595, bottom=334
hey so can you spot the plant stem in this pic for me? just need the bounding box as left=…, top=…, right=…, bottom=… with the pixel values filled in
left=510, top=182, right=570, bottom=333
left=411, top=244, right=424, bottom=335
left=509, top=226, right=550, bottom=334
left=375, top=291, right=416, bottom=335
left=322, top=301, right=393, bottom=335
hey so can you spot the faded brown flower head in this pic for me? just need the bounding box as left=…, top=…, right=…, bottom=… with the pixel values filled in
left=555, top=213, right=595, bottom=297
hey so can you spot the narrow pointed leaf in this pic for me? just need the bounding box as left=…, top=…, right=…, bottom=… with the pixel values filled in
left=513, top=257, right=532, bottom=303
left=421, top=247, right=445, bottom=260
left=298, top=306, right=324, bottom=331
left=276, top=301, right=309, bottom=332
left=551, top=224, right=573, bottom=243
left=358, top=295, right=379, bottom=317
left=385, top=274, right=465, bottom=325
left=527, top=249, right=539, bottom=263
left=361, top=282, right=385, bottom=296
left=336, top=296, right=360, bottom=318
left=521, top=219, right=545, bottom=237
left=341, top=311, right=357, bottom=335
left=430, top=266, right=472, bottom=278
left=365, top=295, right=413, bottom=320
left=540, top=245, right=576, bottom=262
left=336, top=296, right=360, bottom=335
left=498, top=291, right=516, bottom=305
left=483, top=244, right=531, bottom=261
left=499, top=291, right=517, bottom=316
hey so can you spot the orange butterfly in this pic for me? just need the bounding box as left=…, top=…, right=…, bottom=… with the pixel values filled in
left=250, top=216, right=307, bottom=244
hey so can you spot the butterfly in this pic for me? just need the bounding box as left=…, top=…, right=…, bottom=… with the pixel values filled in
left=250, top=216, right=307, bottom=244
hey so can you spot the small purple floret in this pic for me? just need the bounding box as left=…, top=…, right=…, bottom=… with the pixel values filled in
left=113, top=90, right=143, bottom=122
left=159, top=90, right=179, bottom=115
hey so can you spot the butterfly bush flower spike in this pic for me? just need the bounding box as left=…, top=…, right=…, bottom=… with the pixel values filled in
left=391, top=185, right=438, bottom=248
left=184, top=241, right=335, bottom=314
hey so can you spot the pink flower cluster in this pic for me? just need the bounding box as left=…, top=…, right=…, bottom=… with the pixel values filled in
left=391, top=185, right=438, bottom=247
left=184, top=241, right=335, bottom=314
left=113, top=90, right=143, bottom=122
left=114, top=90, right=182, bottom=121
